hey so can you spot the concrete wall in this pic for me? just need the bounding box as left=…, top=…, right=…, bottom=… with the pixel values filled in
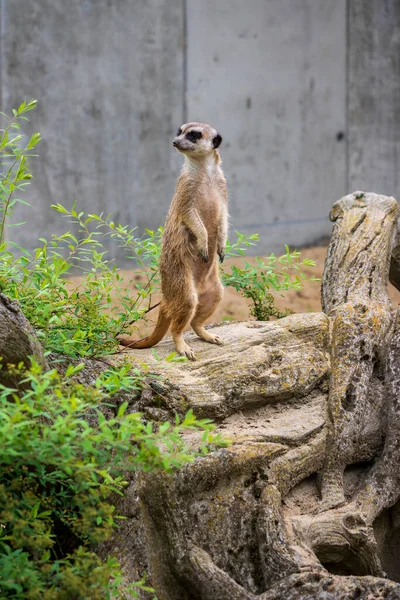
left=0, top=0, right=398, bottom=259
left=186, top=0, right=346, bottom=248
left=1, top=0, right=184, bottom=259
left=348, top=0, right=400, bottom=197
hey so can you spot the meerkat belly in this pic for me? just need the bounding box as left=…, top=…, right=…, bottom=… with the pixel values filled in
left=191, top=195, right=221, bottom=286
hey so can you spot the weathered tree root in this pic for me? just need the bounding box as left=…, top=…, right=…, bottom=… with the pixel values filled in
left=102, top=192, right=400, bottom=598
left=292, top=508, right=384, bottom=578
left=353, top=306, right=400, bottom=522
left=1, top=193, right=400, bottom=597
left=320, top=191, right=398, bottom=510
left=259, top=571, right=400, bottom=600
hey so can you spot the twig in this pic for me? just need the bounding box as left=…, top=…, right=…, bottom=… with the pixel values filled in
left=128, top=301, right=160, bottom=324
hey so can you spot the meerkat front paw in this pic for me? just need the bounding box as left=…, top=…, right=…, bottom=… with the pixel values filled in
left=217, top=249, right=225, bottom=263
left=199, top=247, right=209, bottom=263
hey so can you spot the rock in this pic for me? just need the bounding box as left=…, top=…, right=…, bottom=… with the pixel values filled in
left=0, top=292, right=47, bottom=387
left=4, top=193, right=400, bottom=598
left=121, top=312, right=330, bottom=419
left=98, top=192, right=400, bottom=598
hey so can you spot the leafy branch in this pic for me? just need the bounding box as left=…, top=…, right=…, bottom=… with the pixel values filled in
left=0, top=99, right=40, bottom=244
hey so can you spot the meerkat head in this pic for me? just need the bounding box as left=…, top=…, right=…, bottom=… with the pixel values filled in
left=173, top=122, right=222, bottom=159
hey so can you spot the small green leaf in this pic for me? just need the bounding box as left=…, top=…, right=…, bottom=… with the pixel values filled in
left=117, top=401, right=128, bottom=417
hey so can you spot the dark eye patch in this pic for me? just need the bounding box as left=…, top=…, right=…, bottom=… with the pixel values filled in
left=176, top=127, right=182, bottom=136
left=186, top=130, right=202, bottom=142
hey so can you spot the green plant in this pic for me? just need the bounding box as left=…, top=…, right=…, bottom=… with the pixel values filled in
left=0, top=361, right=225, bottom=599
left=0, top=220, right=316, bottom=353
left=0, top=206, right=167, bottom=358
left=221, top=236, right=318, bottom=321
left=0, top=99, right=40, bottom=245
left=0, top=101, right=165, bottom=358
left=0, top=199, right=168, bottom=357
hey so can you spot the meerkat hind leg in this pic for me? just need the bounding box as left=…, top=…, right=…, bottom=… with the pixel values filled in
left=191, top=283, right=224, bottom=346
left=171, top=299, right=197, bottom=361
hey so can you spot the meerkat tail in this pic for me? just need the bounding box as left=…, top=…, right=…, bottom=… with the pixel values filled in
left=119, top=303, right=171, bottom=349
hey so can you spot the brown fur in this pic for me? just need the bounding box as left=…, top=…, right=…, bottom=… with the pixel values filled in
left=118, top=122, right=228, bottom=360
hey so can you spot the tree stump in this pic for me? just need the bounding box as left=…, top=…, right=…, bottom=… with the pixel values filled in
left=320, top=191, right=398, bottom=510
left=97, top=191, right=400, bottom=598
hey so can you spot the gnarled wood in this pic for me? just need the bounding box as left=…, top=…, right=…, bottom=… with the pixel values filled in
left=320, top=191, right=398, bottom=510
left=1, top=193, right=399, bottom=596
left=390, top=244, right=400, bottom=291
left=100, top=192, right=400, bottom=598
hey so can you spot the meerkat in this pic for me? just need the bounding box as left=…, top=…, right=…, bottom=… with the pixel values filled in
left=118, top=122, right=228, bottom=360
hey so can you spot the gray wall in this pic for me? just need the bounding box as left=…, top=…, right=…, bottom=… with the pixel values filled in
left=1, top=0, right=399, bottom=259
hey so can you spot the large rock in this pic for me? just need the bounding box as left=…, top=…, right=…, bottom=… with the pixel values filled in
left=0, top=292, right=47, bottom=387
left=97, top=193, right=400, bottom=599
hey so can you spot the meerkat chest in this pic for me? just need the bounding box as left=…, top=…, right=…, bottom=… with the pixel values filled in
left=196, top=182, right=223, bottom=224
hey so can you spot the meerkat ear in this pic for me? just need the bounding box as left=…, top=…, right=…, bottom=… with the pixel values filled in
left=212, top=134, right=222, bottom=149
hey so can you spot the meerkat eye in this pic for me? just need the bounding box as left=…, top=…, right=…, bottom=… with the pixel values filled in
left=186, top=131, right=202, bottom=142
left=176, top=127, right=182, bottom=136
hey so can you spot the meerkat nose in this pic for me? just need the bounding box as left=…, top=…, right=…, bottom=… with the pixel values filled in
left=173, top=141, right=179, bottom=148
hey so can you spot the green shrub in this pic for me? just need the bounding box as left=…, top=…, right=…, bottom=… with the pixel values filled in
left=0, top=361, right=224, bottom=599
left=221, top=235, right=318, bottom=321
left=0, top=212, right=163, bottom=358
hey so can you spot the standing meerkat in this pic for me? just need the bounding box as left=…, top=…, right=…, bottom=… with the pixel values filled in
left=118, top=122, right=228, bottom=360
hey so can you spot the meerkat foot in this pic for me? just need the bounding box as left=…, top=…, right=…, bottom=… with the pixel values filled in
left=180, top=343, right=196, bottom=361
left=174, top=337, right=196, bottom=361
left=192, top=326, right=224, bottom=346
left=207, top=333, right=224, bottom=345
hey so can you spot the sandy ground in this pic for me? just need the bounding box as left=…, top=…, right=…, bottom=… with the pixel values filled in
left=68, top=245, right=400, bottom=338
